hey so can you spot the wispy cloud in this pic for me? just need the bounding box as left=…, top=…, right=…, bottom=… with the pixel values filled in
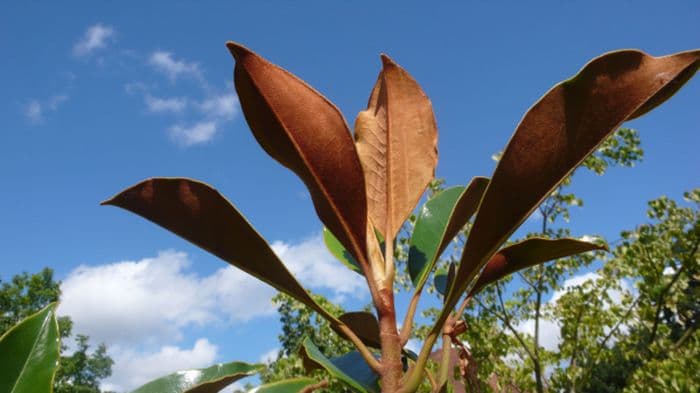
left=145, top=95, right=188, bottom=113
left=166, top=93, right=239, bottom=146
left=24, top=95, right=68, bottom=124
left=169, top=120, right=218, bottom=146
left=149, top=51, right=202, bottom=81
left=198, top=94, right=238, bottom=120
left=73, top=24, right=115, bottom=56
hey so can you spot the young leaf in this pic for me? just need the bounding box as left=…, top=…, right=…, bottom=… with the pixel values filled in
left=300, top=337, right=380, bottom=393
left=408, top=178, right=489, bottom=288
left=130, top=361, right=263, bottom=393
left=468, top=237, right=607, bottom=296
left=253, top=378, right=318, bottom=393
left=355, top=55, right=438, bottom=241
left=0, top=303, right=59, bottom=393
left=227, top=42, right=368, bottom=267
left=323, top=228, right=363, bottom=276
left=445, top=49, right=700, bottom=313
left=103, top=178, right=361, bottom=345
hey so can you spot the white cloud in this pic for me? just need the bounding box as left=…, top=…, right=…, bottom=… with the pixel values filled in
left=270, top=233, right=367, bottom=298
left=149, top=51, right=202, bottom=81
left=25, top=100, right=43, bottom=124
left=259, top=348, right=279, bottom=365
left=59, top=234, right=361, bottom=391
left=145, top=95, right=188, bottom=113
left=24, top=95, right=68, bottom=124
left=169, top=120, right=219, bottom=146
left=198, top=94, right=239, bottom=120
left=73, top=24, right=115, bottom=56
left=103, top=338, right=218, bottom=392
left=59, top=238, right=365, bottom=345
left=515, top=318, right=561, bottom=352
left=514, top=271, right=633, bottom=352
left=59, top=250, right=276, bottom=346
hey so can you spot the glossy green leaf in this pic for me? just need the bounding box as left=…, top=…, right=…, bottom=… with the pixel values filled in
left=103, top=178, right=355, bottom=345
left=443, top=49, right=700, bottom=318
left=468, top=237, right=607, bottom=296
left=0, top=302, right=59, bottom=393
left=408, top=177, right=489, bottom=288
left=300, top=337, right=379, bottom=393
left=252, top=378, right=318, bottom=393
left=323, top=228, right=362, bottom=275
left=433, top=263, right=456, bottom=297
left=130, top=361, right=263, bottom=393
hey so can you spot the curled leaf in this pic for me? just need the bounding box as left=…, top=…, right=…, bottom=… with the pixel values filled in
left=355, top=54, right=438, bottom=241
left=445, top=49, right=700, bottom=312
left=469, top=237, right=607, bottom=296
left=227, top=41, right=368, bottom=266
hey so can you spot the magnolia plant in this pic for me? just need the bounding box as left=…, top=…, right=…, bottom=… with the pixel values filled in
left=4, top=43, right=697, bottom=393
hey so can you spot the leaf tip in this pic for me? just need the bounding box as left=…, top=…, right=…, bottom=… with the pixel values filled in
left=226, top=41, right=250, bottom=61
left=380, top=53, right=396, bottom=68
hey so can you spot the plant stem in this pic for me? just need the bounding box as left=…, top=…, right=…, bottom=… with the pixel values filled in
left=400, top=291, right=421, bottom=345
left=378, top=234, right=403, bottom=392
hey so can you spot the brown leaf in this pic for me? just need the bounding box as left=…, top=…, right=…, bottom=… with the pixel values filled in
left=468, top=237, right=607, bottom=296
left=102, top=178, right=345, bottom=331
left=227, top=42, right=368, bottom=266
left=339, top=312, right=381, bottom=349
left=354, top=55, right=438, bottom=240
left=445, top=49, right=700, bottom=311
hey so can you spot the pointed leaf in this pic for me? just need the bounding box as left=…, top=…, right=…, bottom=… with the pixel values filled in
left=446, top=49, right=700, bottom=312
left=130, top=361, right=263, bottom=393
left=300, top=337, right=379, bottom=393
left=252, top=378, right=318, bottom=393
left=468, top=237, right=607, bottom=296
left=408, top=178, right=489, bottom=288
left=0, top=303, right=59, bottom=393
left=339, top=312, right=380, bottom=349
left=103, top=178, right=353, bottom=340
left=227, top=41, right=368, bottom=266
left=323, top=228, right=362, bottom=276
left=354, top=54, right=438, bottom=240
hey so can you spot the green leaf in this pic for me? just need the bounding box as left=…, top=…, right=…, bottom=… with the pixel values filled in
left=324, top=227, right=362, bottom=275
left=300, top=337, right=379, bottom=393
left=444, top=49, right=700, bottom=318
left=468, top=237, right=607, bottom=296
left=408, top=178, right=489, bottom=288
left=102, top=179, right=354, bottom=345
left=0, top=302, right=60, bottom=393
left=433, top=263, right=456, bottom=297
left=130, top=361, right=263, bottom=393
left=252, top=378, right=318, bottom=393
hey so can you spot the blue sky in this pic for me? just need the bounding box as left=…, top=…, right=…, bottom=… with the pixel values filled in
left=1, top=1, right=698, bottom=391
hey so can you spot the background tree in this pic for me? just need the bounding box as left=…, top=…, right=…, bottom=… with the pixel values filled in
left=0, top=268, right=114, bottom=393
left=552, top=189, right=700, bottom=393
